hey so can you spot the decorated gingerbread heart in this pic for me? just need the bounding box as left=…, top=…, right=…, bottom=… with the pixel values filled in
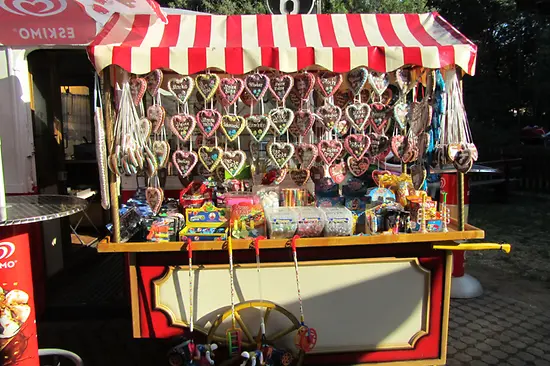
left=371, top=169, right=391, bottom=186
left=168, top=76, right=194, bottom=104
left=334, top=89, right=351, bottom=110
left=169, top=114, right=196, bottom=142
left=395, top=68, right=412, bottom=94
left=268, top=141, right=295, bottom=168
left=344, top=134, right=371, bottom=160
left=318, top=140, right=343, bottom=166
left=245, top=73, right=270, bottom=101
left=220, top=115, right=246, bottom=142
left=368, top=133, right=390, bottom=157
left=129, top=76, right=147, bottom=106
left=221, top=150, right=246, bottom=177
left=294, top=73, right=315, bottom=100
left=195, top=73, right=220, bottom=102
left=369, top=102, right=390, bottom=134
left=347, top=156, right=371, bottom=177
left=147, top=105, right=166, bottom=134
left=196, top=109, right=222, bottom=138
left=219, top=77, right=244, bottom=105
left=139, top=118, right=152, bottom=141
left=269, top=107, right=294, bottom=135
left=146, top=187, right=164, bottom=214
left=347, top=67, right=369, bottom=96
left=368, top=72, right=390, bottom=96
left=249, top=140, right=260, bottom=161
left=289, top=109, right=315, bottom=137
left=391, top=135, right=407, bottom=160
left=295, top=143, right=318, bottom=170
left=290, top=169, right=310, bottom=186
left=335, top=119, right=350, bottom=137
left=317, top=104, right=342, bottom=130
left=246, top=115, right=270, bottom=142
left=172, top=150, right=198, bottom=178
left=152, top=140, right=170, bottom=168
left=145, top=69, right=163, bottom=96
left=198, top=146, right=223, bottom=172
left=393, top=102, right=409, bottom=130
left=269, top=74, right=294, bottom=103
left=345, top=103, right=371, bottom=131
left=329, top=162, right=347, bottom=184
left=317, top=72, right=343, bottom=98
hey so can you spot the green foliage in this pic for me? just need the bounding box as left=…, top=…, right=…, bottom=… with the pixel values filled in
left=323, top=0, right=431, bottom=14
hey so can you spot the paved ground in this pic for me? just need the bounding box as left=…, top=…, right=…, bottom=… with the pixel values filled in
left=33, top=189, right=550, bottom=365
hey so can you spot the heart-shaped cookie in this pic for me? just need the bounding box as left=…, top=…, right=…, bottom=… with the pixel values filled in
left=410, top=164, right=427, bottom=190
left=219, top=77, right=244, bottom=106
left=368, top=133, right=390, bottom=157
left=152, top=141, right=170, bottom=168
left=345, top=103, right=371, bottom=131
left=294, top=73, right=315, bottom=100
left=393, top=103, right=409, bottom=130
left=168, top=76, right=194, bottom=104
left=262, top=167, right=288, bottom=185
left=198, top=146, right=223, bottom=172
left=329, top=162, right=347, bottom=184
left=290, top=169, right=310, bottom=186
left=195, top=74, right=220, bottom=102
left=289, top=110, right=315, bottom=137
left=467, top=143, right=479, bottom=161
left=318, top=140, right=343, bottom=166
left=395, top=68, right=412, bottom=94
left=146, top=187, right=164, bottom=214
left=269, top=107, right=294, bottom=135
left=409, top=101, right=431, bottom=136
left=347, top=156, right=371, bottom=177
left=221, top=150, right=246, bottom=177
left=172, top=150, right=198, bottom=178
left=368, top=72, right=390, bottom=96
left=169, top=114, right=196, bottom=142
left=245, top=73, right=270, bottom=101
left=335, top=119, right=350, bottom=137
left=246, top=115, right=270, bottom=142
left=129, top=76, right=147, bottom=106
left=372, top=169, right=391, bottom=186
left=139, top=118, right=152, bottom=141
left=268, top=142, right=295, bottom=168
left=196, top=109, right=222, bottom=138
left=369, top=103, right=390, bottom=134
left=145, top=70, right=163, bottom=96
left=317, top=72, right=343, bottom=98
left=147, top=105, right=166, bottom=134
left=269, top=74, right=294, bottom=103
left=295, top=143, right=318, bottom=170
left=391, top=135, right=407, bottom=159
left=344, top=134, right=371, bottom=160
left=334, top=90, right=351, bottom=110
left=317, top=104, right=342, bottom=130
left=347, top=67, right=369, bottom=96
left=220, top=115, right=246, bottom=142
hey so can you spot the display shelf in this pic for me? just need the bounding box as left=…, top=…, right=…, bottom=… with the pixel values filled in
left=97, top=223, right=484, bottom=253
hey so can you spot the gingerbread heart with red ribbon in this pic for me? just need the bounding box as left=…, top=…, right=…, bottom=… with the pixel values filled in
left=371, top=169, right=391, bottom=186
left=219, top=77, right=244, bottom=106
left=345, top=103, right=371, bottom=131
left=145, top=69, right=163, bottom=96
left=369, top=102, right=390, bottom=134
left=368, top=133, right=390, bottom=157
left=344, top=134, right=371, bottom=160
left=318, top=140, right=343, bottom=166
left=221, top=150, right=246, bottom=177
left=246, top=115, right=270, bottom=142
left=196, top=74, right=220, bottom=102
left=146, top=187, right=164, bottom=214
left=269, top=74, right=294, bottom=103
left=169, top=114, right=196, bottom=142
left=269, top=107, right=294, bottom=136
left=329, top=162, right=347, bottom=184
left=347, top=67, right=369, bottom=96
left=172, top=150, right=198, bottom=178
left=147, top=105, right=166, bottom=133
left=196, top=109, right=222, bottom=138
left=391, top=135, right=407, bottom=160
left=368, top=72, right=390, bottom=96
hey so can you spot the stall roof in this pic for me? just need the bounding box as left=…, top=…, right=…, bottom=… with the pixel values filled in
left=88, top=12, right=477, bottom=75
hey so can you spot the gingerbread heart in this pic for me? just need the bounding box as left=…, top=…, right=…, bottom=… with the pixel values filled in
left=198, top=146, right=223, bottom=172
left=294, top=73, right=315, bottom=100
left=195, top=74, right=220, bottom=102
left=172, top=150, right=198, bottom=178
left=371, top=169, right=391, bottom=186
left=344, top=134, right=371, bottom=160
left=289, top=110, right=315, bottom=137
left=290, top=169, right=310, bottom=186
left=196, top=109, right=222, bottom=138
left=391, top=135, right=407, bottom=159
left=219, top=77, right=244, bottom=106
left=368, top=72, right=389, bottom=96
left=220, top=115, right=246, bottom=142
left=411, top=164, right=427, bottom=190
left=246, top=115, right=270, bottom=142
left=467, top=143, right=479, bottom=161
left=329, top=162, right=347, bottom=184
left=139, top=118, right=152, bottom=141
left=368, top=133, right=390, bottom=157
left=240, top=88, right=257, bottom=106
left=263, top=167, right=288, bottom=185
left=269, top=74, right=294, bottom=103
left=268, top=141, right=295, bottom=168
left=335, top=119, right=350, bottom=136
left=395, top=68, right=412, bottom=94
left=347, top=67, right=369, bottom=96
left=221, top=150, right=246, bottom=177
left=369, top=103, right=390, bottom=134
left=168, top=76, right=194, bottom=104
left=152, top=141, right=170, bottom=168
left=393, top=103, right=409, bottom=130
left=249, top=140, right=260, bottom=161
left=318, top=140, right=343, bottom=166
left=347, top=156, right=371, bottom=177
left=409, top=101, right=428, bottom=136
left=145, top=70, right=163, bottom=96
left=245, top=74, right=270, bottom=101
left=317, top=72, right=343, bottom=98
left=345, top=103, right=371, bottom=131
left=146, top=187, right=164, bottom=214
left=169, top=114, right=196, bottom=142
left=147, top=105, right=166, bottom=133
left=295, top=143, right=318, bottom=170
left=269, top=107, right=294, bottom=135
left=129, top=76, right=147, bottom=106
left=317, top=104, right=342, bottom=130
left=334, top=90, right=351, bottom=110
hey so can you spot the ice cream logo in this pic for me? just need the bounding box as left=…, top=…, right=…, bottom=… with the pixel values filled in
left=0, top=242, right=16, bottom=269
left=0, top=0, right=67, bottom=16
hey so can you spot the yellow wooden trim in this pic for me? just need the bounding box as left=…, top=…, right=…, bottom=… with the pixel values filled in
left=433, top=243, right=511, bottom=253
left=439, top=251, right=453, bottom=365
left=128, top=253, right=141, bottom=338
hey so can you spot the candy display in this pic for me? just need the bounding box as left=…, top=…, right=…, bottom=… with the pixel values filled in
left=321, top=207, right=354, bottom=237
left=264, top=208, right=299, bottom=239
left=295, top=208, right=326, bottom=238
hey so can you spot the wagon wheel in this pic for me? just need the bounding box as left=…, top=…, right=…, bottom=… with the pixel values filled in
left=207, top=300, right=301, bottom=349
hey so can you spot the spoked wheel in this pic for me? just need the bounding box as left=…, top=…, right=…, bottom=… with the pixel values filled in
left=207, top=301, right=301, bottom=349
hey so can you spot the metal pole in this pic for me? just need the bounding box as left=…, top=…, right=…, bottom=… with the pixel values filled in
left=316, top=0, right=322, bottom=13
left=457, top=172, right=465, bottom=231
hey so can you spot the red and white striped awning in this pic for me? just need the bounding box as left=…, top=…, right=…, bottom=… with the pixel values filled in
left=88, top=12, right=477, bottom=76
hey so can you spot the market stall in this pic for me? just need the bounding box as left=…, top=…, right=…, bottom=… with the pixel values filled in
left=89, top=12, right=510, bottom=366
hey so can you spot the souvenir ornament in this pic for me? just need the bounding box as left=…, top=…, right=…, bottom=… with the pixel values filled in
left=368, top=133, right=390, bottom=157
left=345, top=103, right=371, bottom=131
left=368, top=72, right=390, bottom=96
left=245, top=73, right=270, bottom=101
left=196, top=109, right=222, bottom=138
left=220, top=115, right=246, bottom=142
left=269, top=107, right=294, bottom=135
left=317, top=72, right=343, bottom=98
left=347, top=156, right=370, bottom=177
left=219, top=77, right=244, bottom=106
left=221, top=150, right=246, bottom=177
left=146, top=187, right=164, bottom=214
left=172, top=150, right=198, bottom=178
left=409, top=101, right=425, bottom=136
left=145, top=69, right=163, bottom=96
left=196, top=73, right=221, bottom=102
left=393, top=103, right=409, bottom=130
left=317, top=104, right=342, bottom=130
left=391, top=135, right=407, bottom=160
left=198, top=146, right=223, bottom=172
left=240, top=88, right=257, bottom=106
left=290, top=169, right=310, bottom=186
left=369, top=103, right=390, bottom=134
left=329, top=162, right=347, bottom=184
left=152, top=141, right=170, bottom=168
left=269, top=74, right=294, bottom=103
left=344, top=134, right=371, bottom=160
left=295, top=143, right=318, bottom=170
left=372, top=170, right=391, bottom=186
left=290, top=110, right=315, bottom=137
left=169, top=114, right=196, bottom=142
left=294, top=73, right=315, bottom=100
left=246, top=115, right=270, bottom=142
left=448, top=144, right=473, bottom=173
left=334, top=90, right=351, bottom=110
left=168, top=76, right=194, bottom=104
left=347, top=67, right=369, bottom=96
left=129, top=76, right=147, bottom=106
left=139, top=118, right=152, bottom=141
left=268, top=142, right=295, bottom=169
left=147, top=105, right=166, bottom=133
left=318, top=140, right=343, bottom=166
left=335, top=120, right=350, bottom=137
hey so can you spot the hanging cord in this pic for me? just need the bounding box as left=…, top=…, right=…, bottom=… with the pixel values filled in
left=228, top=235, right=237, bottom=330
left=187, top=238, right=194, bottom=335
left=291, top=235, right=305, bottom=325
left=253, top=236, right=267, bottom=344
left=94, top=75, right=110, bottom=210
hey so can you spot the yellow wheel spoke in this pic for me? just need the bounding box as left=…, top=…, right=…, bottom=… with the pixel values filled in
left=270, top=325, right=297, bottom=342
left=235, top=312, right=255, bottom=344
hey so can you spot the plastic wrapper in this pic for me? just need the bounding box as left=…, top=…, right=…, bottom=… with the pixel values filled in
left=256, top=186, right=280, bottom=209
left=295, top=207, right=326, bottom=238
left=265, top=207, right=298, bottom=239
left=320, top=207, right=354, bottom=237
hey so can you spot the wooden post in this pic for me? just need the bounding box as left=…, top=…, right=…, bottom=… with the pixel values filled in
left=102, top=69, right=121, bottom=243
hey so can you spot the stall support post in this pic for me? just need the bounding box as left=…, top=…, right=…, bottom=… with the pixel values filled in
left=102, top=70, right=121, bottom=243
